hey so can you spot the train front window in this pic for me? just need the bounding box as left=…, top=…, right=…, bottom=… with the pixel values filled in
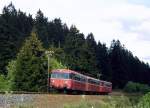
left=51, top=72, right=70, bottom=79
left=51, top=73, right=57, bottom=78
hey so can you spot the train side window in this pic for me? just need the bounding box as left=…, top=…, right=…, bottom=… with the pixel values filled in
left=88, top=79, right=91, bottom=83
left=71, top=73, right=81, bottom=81
left=106, top=83, right=112, bottom=87
left=104, top=82, right=111, bottom=87
left=88, top=78, right=99, bottom=85
left=88, top=79, right=93, bottom=84
left=57, top=73, right=62, bottom=78
left=95, top=80, right=100, bottom=85
left=71, top=74, right=86, bottom=82
left=93, top=80, right=99, bottom=85
left=100, top=82, right=104, bottom=86
left=63, top=73, right=70, bottom=79
left=80, top=76, right=86, bottom=82
left=75, top=74, right=81, bottom=81
left=70, top=73, right=74, bottom=79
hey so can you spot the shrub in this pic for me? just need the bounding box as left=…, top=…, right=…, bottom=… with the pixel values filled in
left=0, top=75, right=10, bottom=92
left=49, top=58, right=67, bottom=70
left=63, top=95, right=135, bottom=108
left=138, top=92, right=150, bottom=108
left=124, top=81, right=150, bottom=94
left=124, top=81, right=137, bottom=93
left=136, top=83, right=150, bottom=94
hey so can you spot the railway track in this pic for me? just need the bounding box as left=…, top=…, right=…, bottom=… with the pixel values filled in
left=0, top=90, right=141, bottom=94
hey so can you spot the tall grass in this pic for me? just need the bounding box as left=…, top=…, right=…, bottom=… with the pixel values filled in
left=6, top=92, right=150, bottom=108
left=63, top=94, right=150, bottom=108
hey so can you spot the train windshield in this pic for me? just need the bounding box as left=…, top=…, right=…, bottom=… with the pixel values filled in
left=51, top=72, right=70, bottom=79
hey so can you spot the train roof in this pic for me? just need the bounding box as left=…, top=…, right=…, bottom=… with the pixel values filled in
left=87, top=76, right=99, bottom=81
left=51, top=69, right=84, bottom=76
left=51, top=69, right=80, bottom=74
left=51, top=69, right=112, bottom=84
left=100, top=80, right=112, bottom=84
left=52, top=69, right=98, bottom=80
left=51, top=69, right=70, bottom=72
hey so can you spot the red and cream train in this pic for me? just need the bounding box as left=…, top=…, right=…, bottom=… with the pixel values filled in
left=49, top=69, right=112, bottom=94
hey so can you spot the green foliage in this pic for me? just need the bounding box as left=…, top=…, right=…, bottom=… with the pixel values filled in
left=63, top=27, right=99, bottom=77
left=124, top=81, right=137, bottom=93
left=105, top=96, right=133, bottom=108
left=124, top=81, right=150, bottom=93
left=96, top=42, right=111, bottom=80
left=63, top=25, right=86, bottom=71
left=0, top=75, right=10, bottom=91
left=63, top=96, right=136, bottom=108
left=47, top=46, right=67, bottom=70
left=109, top=40, right=150, bottom=88
left=6, top=59, right=17, bottom=91
left=0, top=3, right=33, bottom=74
left=84, top=33, right=99, bottom=76
left=64, top=100, right=102, bottom=108
left=49, top=58, right=67, bottom=70
left=136, top=83, right=150, bottom=94
left=8, top=31, right=47, bottom=92
left=7, top=60, right=16, bottom=82
left=138, top=92, right=150, bottom=108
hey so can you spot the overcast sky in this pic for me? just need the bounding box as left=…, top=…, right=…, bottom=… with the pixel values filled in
left=1, top=0, right=150, bottom=64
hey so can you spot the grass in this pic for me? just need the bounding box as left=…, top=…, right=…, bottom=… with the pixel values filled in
left=6, top=92, right=150, bottom=108
left=63, top=95, right=142, bottom=108
left=12, top=105, right=33, bottom=108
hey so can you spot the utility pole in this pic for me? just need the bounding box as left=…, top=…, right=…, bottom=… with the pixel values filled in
left=97, top=73, right=102, bottom=80
left=45, top=50, right=54, bottom=93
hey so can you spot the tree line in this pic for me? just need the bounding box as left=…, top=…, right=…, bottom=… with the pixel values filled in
left=0, top=3, right=150, bottom=91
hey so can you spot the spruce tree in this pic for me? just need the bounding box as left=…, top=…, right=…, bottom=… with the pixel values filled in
left=11, top=31, right=47, bottom=92
left=0, top=3, right=33, bottom=75
left=96, top=42, right=112, bottom=81
left=84, top=33, right=99, bottom=77
left=63, top=25, right=86, bottom=72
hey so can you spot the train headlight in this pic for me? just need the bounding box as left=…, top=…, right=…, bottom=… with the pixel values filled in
left=64, top=80, right=70, bottom=88
left=64, top=81, right=68, bottom=84
left=52, top=80, right=55, bottom=83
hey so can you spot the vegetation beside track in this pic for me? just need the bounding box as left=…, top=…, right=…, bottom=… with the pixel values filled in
left=10, top=91, right=144, bottom=108
left=1, top=91, right=149, bottom=108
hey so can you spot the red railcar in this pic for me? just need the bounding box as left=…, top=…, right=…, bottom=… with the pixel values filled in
left=50, top=69, right=112, bottom=94
left=99, top=80, right=112, bottom=93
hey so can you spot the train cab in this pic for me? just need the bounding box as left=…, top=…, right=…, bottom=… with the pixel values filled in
left=50, top=69, right=72, bottom=90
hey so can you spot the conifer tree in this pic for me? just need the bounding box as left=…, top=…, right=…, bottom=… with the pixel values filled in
left=96, top=42, right=112, bottom=81
left=63, top=25, right=86, bottom=72
left=0, top=3, right=33, bottom=75
left=10, top=31, right=47, bottom=91
left=84, top=33, right=99, bottom=77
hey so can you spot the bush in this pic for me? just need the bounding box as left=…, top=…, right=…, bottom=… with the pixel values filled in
left=136, top=83, right=150, bottom=94
left=124, top=81, right=137, bottom=93
left=124, top=81, right=150, bottom=94
left=49, top=58, right=67, bottom=70
left=138, top=92, right=150, bottom=108
left=63, top=96, right=133, bottom=108
left=0, top=75, right=10, bottom=92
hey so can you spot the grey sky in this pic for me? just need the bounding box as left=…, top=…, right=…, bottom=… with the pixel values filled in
left=0, top=0, right=150, bottom=64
